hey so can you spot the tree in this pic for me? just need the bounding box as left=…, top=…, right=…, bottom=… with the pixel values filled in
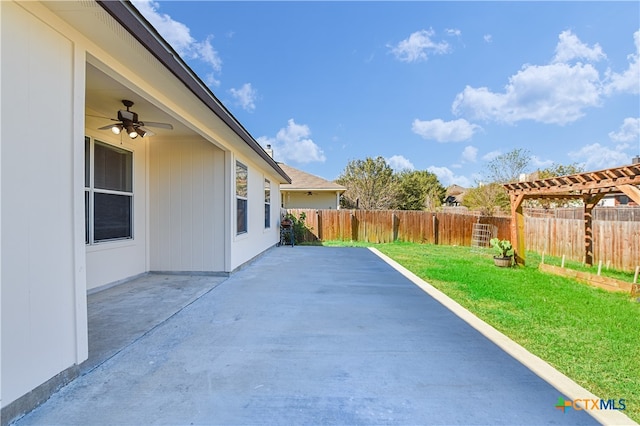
left=397, top=170, right=445, bottom=211
left=462, top=183, right=510, bottom=216
left=485, top=148, right=531, bottom=183
left=530, top=162, right=585, bottom=208
left=537, top=162, right=584, bottom=179
left=336, top=156, right=398, bottom=210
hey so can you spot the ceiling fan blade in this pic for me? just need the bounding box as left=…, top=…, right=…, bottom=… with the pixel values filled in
left=139, top=121, right=173, bottom=130
left=87, top=114, right=117, bottom=120
left=98, top=123, right=119, bottom=130
left=138, top=126, right=156, bottom=137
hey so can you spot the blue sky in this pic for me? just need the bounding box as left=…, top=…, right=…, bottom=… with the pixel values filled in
left=132, top=1, right=640, bottom=187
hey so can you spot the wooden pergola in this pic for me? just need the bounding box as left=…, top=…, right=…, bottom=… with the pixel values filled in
left=503, top=163, right=640, bottom=266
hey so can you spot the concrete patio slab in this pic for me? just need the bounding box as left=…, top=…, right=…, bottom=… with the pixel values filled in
left=13, top=247, right=609, bottom=425
left=83, top=273, right=228, bottom=374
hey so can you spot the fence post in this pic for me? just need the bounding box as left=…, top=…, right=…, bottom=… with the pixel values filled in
left=351, top=211, right=358, bottom=242
left=392, top=212, right=399, bottom=241
left=317, top=210, right=322, bottom=241
left=432, top=213, right=439, bottom=245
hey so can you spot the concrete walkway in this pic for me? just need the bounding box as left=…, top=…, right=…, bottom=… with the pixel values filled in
left=15, top=246, right=602, bottom=425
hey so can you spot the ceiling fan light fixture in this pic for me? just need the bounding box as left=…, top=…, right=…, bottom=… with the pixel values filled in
left=136, top=128, right=147, bottom=138
left=127, top=125, right=138, bottom=139
left=111, top=124, right=123, bottom=135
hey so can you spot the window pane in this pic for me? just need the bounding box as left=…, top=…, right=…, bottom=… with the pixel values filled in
left=264, top=179, right=271, bottom=203
left=85, top=136, right=90, bottom=188
left=236, top=161, right=247, bottom=197
left=265, top=203, right=271, bottom=228
left=85, top=191, right=90, bottom=244
left=237, top=198, right=247, bottom=234
left=94, top=193, right=132, bottom=241
left=94, top=142, right=132, bottom=192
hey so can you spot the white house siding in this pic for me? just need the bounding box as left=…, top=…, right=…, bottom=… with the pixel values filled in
left=84, top=130, right=148, bottom=291
left=149, top=138, right=226, bottom=272
left=229, top=155, right=282, bottom=270
left=1, top=0, right=289, bottom=415
left=1, top=1, right=80, bottom=406
left=283, top=191, right=340, bottom=210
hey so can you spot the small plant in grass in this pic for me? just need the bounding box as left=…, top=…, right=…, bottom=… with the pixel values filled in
left=490, top=238, right=514, bottom=258
left=490, top=238, right=514, bottom=267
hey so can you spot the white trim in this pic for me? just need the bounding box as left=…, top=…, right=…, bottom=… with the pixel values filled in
left=369, top=247, right=637, bottom=426
left=72, top=44, right=88, bottom=364
left=0, top=0, right=3, bottom=403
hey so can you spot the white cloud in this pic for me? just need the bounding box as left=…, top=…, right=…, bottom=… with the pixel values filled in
left=386, top=155, right=415, bottom=171
left=605, top=30, right=640, bottom=95
left=132, top=0, right=222, bottom=86
left=446, top=28, right=461, bottom=37
left=609, top=117, right=640, bottom=142
left=258, top=119, right=326, bottom=164
left=530, top=155, right=554, bottom=168
left=389, top=29, right=450, bottom=62
left=482, top=150, right=502, bottom=161
left=230, top=83, right=258, bottom=112
left=452, top=62, right=601, bottom=125
left=461, top=145, right=478, bottom=163
left=412, top=118, right=481, bottom=142
left=484, top=34, right=493, bottom=43
left=568, top=143, right=631, bottom=170
left=553, top=30, right=606, bottom=64
left=451, top=30, right=635, bottom=126
left=427, top=166, right=472, bottom=187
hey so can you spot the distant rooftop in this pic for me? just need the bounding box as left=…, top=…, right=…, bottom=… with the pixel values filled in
left=278, top=164, right=346, bottom=192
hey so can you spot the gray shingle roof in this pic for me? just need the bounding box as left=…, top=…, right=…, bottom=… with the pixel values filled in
left=278, top=164, right=346, bottom=192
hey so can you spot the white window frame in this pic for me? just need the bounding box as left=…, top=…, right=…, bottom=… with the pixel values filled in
left=236, top=161, right=248, bottom=235
left=264, top=178, right=271, bottom=229
left=85, top=136, right=134, bottom=244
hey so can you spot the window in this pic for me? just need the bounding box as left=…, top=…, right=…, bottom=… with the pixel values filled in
left=264, top=179, right=271, bottom=229
left=236, top=161, right=248, bottom=234
left=85, top=138, right=133, bottom=244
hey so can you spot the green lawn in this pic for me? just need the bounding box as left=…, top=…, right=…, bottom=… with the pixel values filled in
left=324, top=240, right=640, bottom=422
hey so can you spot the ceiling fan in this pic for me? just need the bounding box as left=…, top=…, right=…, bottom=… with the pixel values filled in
left=98, top=100, right=173, bottom=138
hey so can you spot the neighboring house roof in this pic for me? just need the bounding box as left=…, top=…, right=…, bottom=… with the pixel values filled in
left=97, top=1, right=290, bottom=184
left=446, top=184, right=467, bottom=196
left=278, top=164, right=346, bottom=193
left=445, top=184, right=468, bottom=204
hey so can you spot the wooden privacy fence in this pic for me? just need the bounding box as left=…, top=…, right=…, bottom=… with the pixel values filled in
left=526, top=217, right=640, bottom=271
left=285, top=209, right=511, bottom=246
left=285, top=208, right=640, bottom=272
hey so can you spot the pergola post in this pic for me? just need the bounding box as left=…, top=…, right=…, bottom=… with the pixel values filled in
left=583, top=194, right=604, bottom=266
left=510, top=193, right=526, bottom=265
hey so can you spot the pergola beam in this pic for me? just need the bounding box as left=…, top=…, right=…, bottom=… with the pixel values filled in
left=618, top=184, right=640, bottom=205
left=503, top=163, right=639, bottom=268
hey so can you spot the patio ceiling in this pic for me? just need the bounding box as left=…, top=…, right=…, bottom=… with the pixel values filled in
left=85, top=62, right=194, bottom=140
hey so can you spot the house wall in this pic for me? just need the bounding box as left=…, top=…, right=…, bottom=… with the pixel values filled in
left=229, top=154, right=283, bottom=270
left=1, top=0, right=289, bottom=414
left=149, top=138, right=226, bottom=272
left=283, top=191, right=340, bottom=210
left=1, top=1, right=83, bottom=406
left=84, top=127, right=148, bottom=291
